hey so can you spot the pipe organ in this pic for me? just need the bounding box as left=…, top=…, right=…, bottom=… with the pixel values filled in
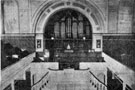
left=44, top=9, right=103, bottom=68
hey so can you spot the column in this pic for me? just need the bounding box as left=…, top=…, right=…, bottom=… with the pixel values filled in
left=11, top=81, right=15, bottom=90
left=123, top=83, right=126, bottom=90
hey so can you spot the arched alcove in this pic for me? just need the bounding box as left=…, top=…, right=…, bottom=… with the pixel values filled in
left=44, top=9, right=92, bottom=61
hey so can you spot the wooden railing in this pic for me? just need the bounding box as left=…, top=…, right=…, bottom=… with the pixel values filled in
left=31, top=72, right=49, bottom=87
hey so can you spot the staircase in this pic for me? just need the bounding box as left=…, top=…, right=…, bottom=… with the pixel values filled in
left=32, top=69, right=107, bottom=90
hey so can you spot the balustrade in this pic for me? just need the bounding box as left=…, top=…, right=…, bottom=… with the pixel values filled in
left=89, top=71, right=107, bottom=90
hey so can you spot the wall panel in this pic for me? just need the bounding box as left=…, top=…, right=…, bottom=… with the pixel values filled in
left=108, top=0, right=119, bottom=33
left=118, top=0, right=133, bottom=33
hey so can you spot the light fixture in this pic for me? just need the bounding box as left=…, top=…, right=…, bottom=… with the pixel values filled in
left=21, top=48, right=26, bottom=51
left=83, top=37, right=86, bottom=40
left=12, top=54, right=19, bottom=59
left=51, top=37, right=54, bottom=40
left=55, top=54, right=59, bottom=57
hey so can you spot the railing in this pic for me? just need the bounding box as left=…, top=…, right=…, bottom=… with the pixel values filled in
left=1, top=53, right=35, bottom=90
left=31, top=72, right=49, bottom=90
left=31, top=72, right=49, bottom=87
left=48, top=68, right=60, bottom=71
left=79, top=68, right=90, bottom=71
left=31, top=67, right=107, bottom=90
left=102, top=52, right=135, bottom=90
left=89, top=70, right=107, bottom=90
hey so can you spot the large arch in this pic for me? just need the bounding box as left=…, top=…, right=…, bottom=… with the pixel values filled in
left=44, top=8, right=93, bottom=62
left=33, top=0, right=105, bottom=52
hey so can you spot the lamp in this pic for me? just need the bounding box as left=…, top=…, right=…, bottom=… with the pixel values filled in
left=51, top=37, right=54, bottom=40
left=83, top=37, right=86, bottom=40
